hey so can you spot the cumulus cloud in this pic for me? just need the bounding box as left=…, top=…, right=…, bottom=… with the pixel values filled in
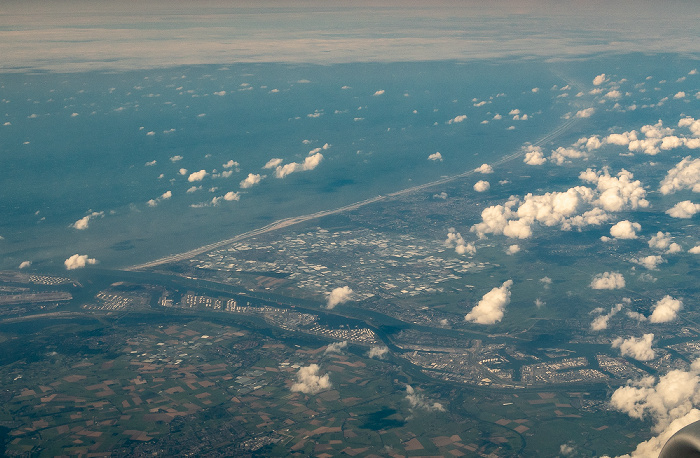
left=610, top=220, right=641, bottom=239
left=591, top=272, right=625, bottom=290
left=660, top=157, right=700, bottom=194
left=188, top=170, right=208, bottom=182
left=631, top=255, right=664, bottom=270
left=326, top=286, right=353, bottom=309
left=186, top=186, right=201, bottom=193
left=690, top=246, right=700, bottom=254
left=648, top=231, right=682, bottom=253
left=649, top=295, right=683, bottom=323
left=606, top=360, right=700, bottom=458
left=465, top=280, right=513, bottom=325
left=444, top=228, right=476, bottom=255
left=575, top=107, right=595, bottom=118
left=324, top=341, right=348, bottom=354
left=590, top=302, right=625, bottom=331
left=506, top=244, right=520, bottom=255
left=474, top=163, right=493, bottom=174
left=523, top=145, right=546, bottom=165
left=593, top=73, right=607, bottom=85
left=64, top=254, right=98, bottom=270
left=473, top=180, right=490, bottom=192
left=222, top=160, right=239, bottom=170
left=368, top=345, right=389, bottom=359
left=579, top=168, right=649, bottom=212
left=145, top=160, right=156, bottom=166
left=373, top=89, right=385, bottom=96
left=612, top=333, right=655, bottom=361
left=146, top=191, right=172, bottom=207
left=274, top=153, right=324, bottom=178
left=240, top=173, right=264, bottom=189
left=666, top=200, right=700, bottom=218
left=263, top=158, right=283, bottom=169
left=428, top=152, right=443, bottom=161
left=71, top=211, right=104, bottom=230
left=170, top=155, right=183, bottom=162
left=405, top=385, right=445, bottom=412
left=550, top=146, right=587, bottom=165
left=18, top=261, right=31, bottom=269
left=447, top=114, right=467, bottom=125
left=290, top=364, right=331, bottom=394
left=674, top=91, right=686, bottom=99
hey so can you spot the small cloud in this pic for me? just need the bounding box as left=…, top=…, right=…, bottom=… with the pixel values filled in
left=523, top=145, right=546, bottom=165
left=674, top=91, right=686, bottom=99
left=689, top=245, right=700, bottom=254
left=575, top=107, right=595, bottom=118
left=373, top=89, right=385, bottom=96
left=64, top=254, right=98, bottom=270
left=145, top=160, right=157, bottom=166
left=368, top=345, right=389, bottom=359
left=428, top=152, right=443, bottom=161
left=179, top=168, right=188, bottom=176
left=610, top=220, right=641, bottom=239
left=506, top=244, right=520, bottom=255
left=465, top=280, right=513, bottom=325
left=146, top=131, right=155, bottom=136
left=18, top=261, right=31, bottom=269
left=590, top=272, right=625, bottom=290
left=493, top=114, right=502, bottom=120
left=666, top=200, right=700, bottom=218
left=631, top=255, right=665, bottom=270
left=222, top=160, right=239, bottom=169
left=612, top=333, right=655, bottom=361
left=296, top=79, right=311, bottom=84
left=592, top=73, right=607, bottom=86
left=326, top=286, right=353, bottom=309
left=71, top=211, right=104, bottom=230
left=648, top=231, right=682, bottom=253
left=531, top=87, right=540, bottom=93
left=263, top=158, right=284, bottom=169
left=405, top=385, right=445, bottom=412
left=186, top=186, right=201, bottom=193
left=290, top=364, right=331, bottom=394
left=240, top=173, right=264, bottom=189
left=213, top=90, right=226, bottom=96
left=170, top=155, right=183, bottom=162
left=223, top=191, right=240, bottom=201
left=649, top=295, right=683, bottom=323
left=324, top=341, right=348, bottom=354
left=474, top=163, right=493, bottom=174
left=473, top=180, right=490, bottom=192
left=509, top=109, right=520, bottom=115
left=188, top=170, right=208, bottom=182
left=447, top=114, right=467, bottom=124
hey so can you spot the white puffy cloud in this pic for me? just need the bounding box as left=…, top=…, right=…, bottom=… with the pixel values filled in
left=179, top=168, right=188, bottom=176
left=679, top=116, right=700, bottom=136
left=649, top=295, right=683, bottom=323
left=368, top=345, right=389, bottom=359
left=575, top=107, right=595, bottom=118
left=223, top=191, right=239, bottom=201
left=631, top=255, right=664, bottom=270
left=509, top=109, right=520, bottom=115
left=146, top=191, right=172, bottom=207
left=188, top=169, right=208, bottom=182
left=690, top=245, right=700, bottom=254
left=145, top=160, right=157, bottom=166
left=324, top=341, right=348, bottom=354
left=274, top=153, right=324, bottom=178
left=170, top=155, right=183, bottom=162
left=473, top=180, right=490, bottom=192
left=607, top=359, right=700, bottom=457
left=447, top=114, right=467, bottom=124
left=444, top=228, right=476, bottom=255
left=222, top=160, right=239, bottom=169
left=580, top=168, right=649, bottom=212
left=405, top=385, right=445, bottom=412
left=610, top=220, right=641, bottom=239
left=71, top=211, right=104, bottom=230
left=590, top=272, right=625, bottom=290
left=373, top=89, right=385, bottom=96
left=474, top=163, right=493, bottom=174
left=263, top=158, right=283, bottom=169
left=660, top=157, right=700, bottom=194
left=506, top=244, right=520, bottom=255
left=290, top=364, right=331, bottom=394
left=239, top=173, right=264, bottom=189
left=523, top=145, right=546, bottom=165
left=612, top=333, right=655, bottom=361
left=186, top=186, right=201, bottom=193
left=64, top=254, right=97, bottom=270
left=674, top=91, right=686, bottom=99
left=648, top=231, right=682, bottom=253
left=18, top=261, right=31, bottom=269
left=666, top=200, right=700, bottom=218
left=428, top=152, right=443, bottom=161
left=590, top=302, right=625, bottom=331
left=593, top=73, right=607, bottom=86
left=465, top=280, right=513, bottom=325
left=326, top=286, right=353, bottom=309
left=550, top=146, right=587, bottom=165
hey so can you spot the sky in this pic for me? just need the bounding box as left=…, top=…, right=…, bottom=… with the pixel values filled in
left=2, top=1, right=700, bottom=72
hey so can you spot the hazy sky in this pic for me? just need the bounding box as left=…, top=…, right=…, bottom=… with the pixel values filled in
left=1, top=1, right=699, bottom=71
